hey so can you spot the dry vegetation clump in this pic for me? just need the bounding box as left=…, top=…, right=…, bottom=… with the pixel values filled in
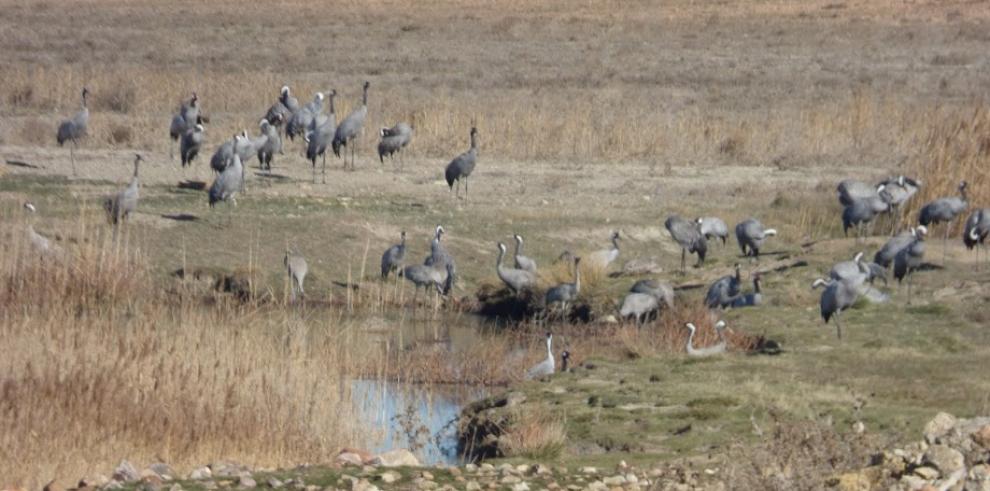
left=0, top=219, right=370, bottom=489
left=497, top=410, right=567, bottom=460
left=363, top=302, right=762, bottom=386
left=902, top=103, right=990, bottom=234
left=721, top=413, right=886, bottom=491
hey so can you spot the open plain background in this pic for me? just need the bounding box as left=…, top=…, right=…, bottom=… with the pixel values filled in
left=2, top=0, right=990, bottom=489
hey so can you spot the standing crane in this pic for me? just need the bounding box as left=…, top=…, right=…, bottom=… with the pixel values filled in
left=381, top=231, right=407, bottom=279
left=284, top=248, right=308, bottom=303
left=512, top=234, right=538, bottom=274
left=894, top=225, right=928, bottom=305
left=378, top=122, right=413, bottom=168
left=444, top=127, right=478, bottom=199
left=919, top=180, right=968, bottom=264
left=963, top=208, right=990, bottom=270
left=734, top=218, right=777, bottom=260
left=180, top=124, right=205, bottom=168
left=169, top=92, right=200, bottom=159
left=333, top=81, right=370, bottom=171
left=56, top=87, right=90, bottom=176
left=665, top=215, right=708, bottom=272
left=104, top=154, right=145, bottom=227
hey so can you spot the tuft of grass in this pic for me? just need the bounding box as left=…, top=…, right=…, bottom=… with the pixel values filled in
left=498, top=409, right=567, bottom=460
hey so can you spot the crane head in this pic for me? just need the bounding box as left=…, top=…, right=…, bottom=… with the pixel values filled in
left=280, top=86, right=290, bottom=96
left=470, top=126, right=478, bottom=136
left=715, top=320, right=727, bottom=330
left=497, top=242, right=506, bottom=254
left=853, top=251, right=864, bottom=263
left=915, top=225, right=928, bottom=237
left=315, top=92, right=325, bottom=102
left=684, top=323, right=697, bottom=333
left=514, top=234, right=523, bottom=244
left=363, top=81, right=370, bottom=89
left=23, top=202, right=36, bottom=213
left=195, top=124, right=205, bottom=132
left=259, top=119, right=269, bottom=128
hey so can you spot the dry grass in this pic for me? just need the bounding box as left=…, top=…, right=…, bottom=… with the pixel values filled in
left=902, top=104, right=990, bottom=233
left=0, top=214, right=375, bottom=489
left=498, top=410, right=567, bottom=460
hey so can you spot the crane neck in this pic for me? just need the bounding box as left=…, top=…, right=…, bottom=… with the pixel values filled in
left=514, top=238, right=523, bottom=256
left=574, top=263, right=581, bottom=293
left=545, top=336, right=553, bottom=360
left=329, top=94, right=336, bottom=115
left=362, top=85, right=368, bottom=106
left=470, top=131, right=477, bottom=150
left=686, top=328, right=695, bottom=353
left=496, top=246, right=505, bottom=268
left=611, top=236, right=619, bottom=250
left=754, top=277, right=761, bottom=294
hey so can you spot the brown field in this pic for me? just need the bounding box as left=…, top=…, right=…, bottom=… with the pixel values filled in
left=2, top=0, right=990, bottom=488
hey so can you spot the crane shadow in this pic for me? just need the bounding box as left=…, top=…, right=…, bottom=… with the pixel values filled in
left=916, top=262, right=944, bottom=272
left=161, top=213, right=200, bottom=222
left=254, top=172, right=290, bottom=180
left=5, top=159, right=43, bottom=169
left=177, top=180, right=207, bottom=191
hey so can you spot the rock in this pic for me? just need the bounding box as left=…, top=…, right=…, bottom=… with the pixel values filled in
left=337, top=453, right=364, bottom=467
left=113, top=461, right=141, bottom=483
left=500, top=475, right=521, bottom=484
left=43, top=480, right=62, bottom=491
left=371, top=449, right=420, bottom=467
left=514, top=465, right=529, bottom=474
left=168, top=485, right=182, bottom=491
left=102, top=482, right=124, bottom=490
left=465, top=481, right=481, bottom=491
left=852, top=421, right=865, bottom=434
left=414, top=478, right=436, bottom=490
left=833, top=472, right=870, bottom=491
left=480, top=464, right=495, bottom=471
left=449, top=468, right=461, bottom=477
left=420, top=472, right=434, bottom=480
left=238, top=476, right=256, bottom=489
left=621, top=257, right=663, bottom=275
left=923, top=444, right=964, bottom=474
left=625, top=474, right=638, bottom=483
left=602, top=315, right=618, bottom=324
left=189, top=467, right=212, bottom=480
left=602, top=476, right=626, bottom=486
left=580, top=467, right=598, bottom=475
left=267, top=478, right=283, bottom=488
left=79, top=476, right=109, bottom=488
left=924, top=412, right=957, bottom=444
left=914, top=466, right=940, bottom=480
left=379, top=472, right=400, bottom=484
left=464, top=464, right=478, bottom=472
left=974, top=425, right=990, bottom=449
left=146, top=464, right=175, bottom=481
left=510, top=483, right=529, bottom=491
left=971, top=464, right=990, bottom=480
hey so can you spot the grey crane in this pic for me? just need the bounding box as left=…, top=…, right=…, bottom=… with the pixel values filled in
left=332, top=81, right=370, bottom=171
left=696, top=217, right=729, bottom=245
left=735, top=218, right=777, bottom=259
left=524, top=332, right=556, bottom=380
left=919, top=180, right=968, bottom=263
left=381, top=231, right=407, bottom=279
left=378, top=122, right=413, bottom=167
left=210, top=133, right=249, bottom=174
left=666, top=215, right=708, bottom=272
left=812, top=277, right=859, bottom=340
left=257, top=119, right=282, bottom=172
left=837, top=179, right=881, bottom=207
left=963, top=208, right=990, bottom=270
left=56, top=87, right=90, bottom=176
left=22, top=202, right=63, bottom=258
left=830, top=251, right=886, bottom=286
left=878, top=175, right=921, bottom=232
left=587, top=231, right=620, bottom=270
left=169, top=92, right=200, bottom=159
left=894, top=225, right=927, bottom=305
left=284, top=248, right=308, bottom=303
left=180, top=124, right=205, bottom=168
left=286, top=91, right=325, bottom=141
left=497, top=242, right=538, bottom=295
left=104, top=154, right=144, bottom=226
left=401, top=262, right=454, bottom=305
left=619, top=292, right=660, bottom=325
left=874, top=228, right=917, bottom=268
left=424, top=225, right=456, bottom=273
left=629, top=279, right=675, bottom=309
left=546, top=257, right=581, bottom=315
left=730, top=273, right=763, bottom=308
left=684, top=321, right=729, bottom=357
left=264, top=86, right=299, bottom=134
left=208, top=153, right=244, bottom=226
left=513, top=234, right=538, bottom=274
left=842, top=186, right=891, bottom=241
left=306, top=90, right=337, bottom=183
left=704, top=263, right=742, bottom=309
left=444, top=127, right=478, bottom=199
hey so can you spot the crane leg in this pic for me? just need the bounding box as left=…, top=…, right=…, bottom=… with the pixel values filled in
left=906, top=273, right=913, bottom=305
left=943, top=223, right=949, bottom=265
left=680, top=248, right=686, bottom=274
left=70, top=141, right=78, bottom=177
left=322, top=153, right=327, bottom=184
left=834, top=313, right=842, bottom=340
